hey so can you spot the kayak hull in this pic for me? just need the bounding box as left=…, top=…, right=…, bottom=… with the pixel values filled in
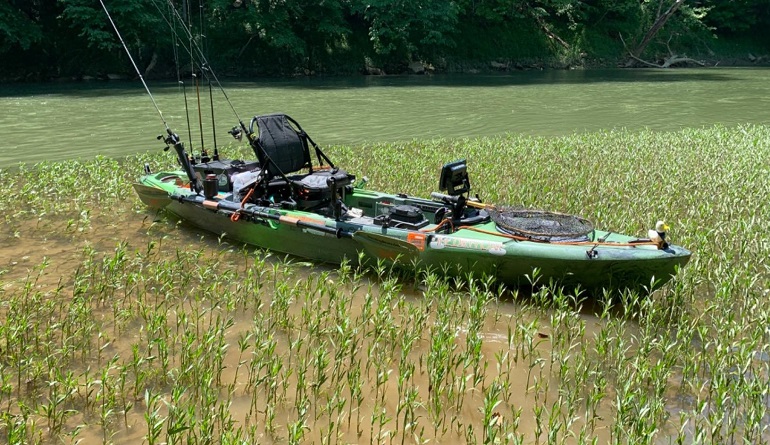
left=135, top=171, right=691, bottom=292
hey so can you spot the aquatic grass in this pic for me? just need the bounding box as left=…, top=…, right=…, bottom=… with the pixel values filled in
left=2, top=124, right=770, bottom=443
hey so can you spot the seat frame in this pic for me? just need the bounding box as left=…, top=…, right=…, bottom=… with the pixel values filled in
left=245, top=113, right=352, bottom=212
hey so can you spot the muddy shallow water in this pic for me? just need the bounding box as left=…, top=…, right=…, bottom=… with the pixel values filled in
left=0, top=198, right=708, bottom=444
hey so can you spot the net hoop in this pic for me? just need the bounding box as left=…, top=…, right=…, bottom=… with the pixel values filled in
left=489, top=206, right=594, bottom=241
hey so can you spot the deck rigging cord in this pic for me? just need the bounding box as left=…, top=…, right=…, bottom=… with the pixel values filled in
left=457, top=225, right=657, bottom=247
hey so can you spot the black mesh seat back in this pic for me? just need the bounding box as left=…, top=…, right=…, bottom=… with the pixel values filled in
left=256, top=114, right=310, bottom=177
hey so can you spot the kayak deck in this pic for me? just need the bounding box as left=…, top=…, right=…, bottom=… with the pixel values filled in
left=135, top=170, right=691, bottom=291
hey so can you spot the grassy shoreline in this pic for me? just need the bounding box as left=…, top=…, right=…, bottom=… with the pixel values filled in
left=2, top=125, right=770, bottom=443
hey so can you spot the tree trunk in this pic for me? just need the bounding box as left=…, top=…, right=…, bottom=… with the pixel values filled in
left=632, top=0, right=686, bottom=59
left=536, top=16, right=570, bottom=51
left=144, top=51, right=159, bottom=76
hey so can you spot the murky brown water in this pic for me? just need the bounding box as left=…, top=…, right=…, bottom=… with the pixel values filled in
left=0, top=197, right=700, bottom=444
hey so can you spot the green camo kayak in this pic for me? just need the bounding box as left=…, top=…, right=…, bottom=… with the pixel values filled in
left=134, top=158, right=690, bottom=292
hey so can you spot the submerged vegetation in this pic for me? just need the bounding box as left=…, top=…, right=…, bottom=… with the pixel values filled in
left=2, top=125, right=770, bottom=443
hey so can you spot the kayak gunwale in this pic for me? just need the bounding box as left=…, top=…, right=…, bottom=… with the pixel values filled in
left=134, top=169, right=691, bottom=291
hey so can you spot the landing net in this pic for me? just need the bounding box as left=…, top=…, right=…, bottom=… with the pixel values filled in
left=489, top=207, right=594, bottom=241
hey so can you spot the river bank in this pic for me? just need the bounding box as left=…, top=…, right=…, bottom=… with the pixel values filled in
left=4, top=40, right=770, bottom=84
left=9, top=55, right=770, bottom=84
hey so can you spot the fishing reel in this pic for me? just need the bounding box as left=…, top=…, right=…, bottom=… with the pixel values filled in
left=158, top=132, right=181, bottom=151
left=228, top=126, right=243, bottom=141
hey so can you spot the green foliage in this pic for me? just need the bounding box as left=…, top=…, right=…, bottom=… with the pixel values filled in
left=352, top=0, right=461, bottom=64
left=53, top=0, right=171, bottom=76
left=634, top=0, right=714, bottom=58
left=59, top=0, right=165, bottom=51
left=582, top=0, right=644, bottom=38
left=251, top=0, right=352, bottom=71
left=0, top=0, right=769, bottom=79
left=0, top=1, right=44, bottom=52
left=203, top=0, right=356, bottom=74
left=702, top=0, right=769, bottom=34
left=452, top=18, right=549, bottom=62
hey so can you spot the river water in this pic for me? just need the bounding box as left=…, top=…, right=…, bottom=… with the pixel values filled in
left=3, top=68, right=770, bottom=443
left=2, top=67, right=770, bottom=167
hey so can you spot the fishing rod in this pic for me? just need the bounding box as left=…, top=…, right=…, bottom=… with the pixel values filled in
left=185, top=0, right=207, bottom=160
left=197, top=0, right=219, bottom=157
left=206, top=66, right=219, bottom=159
left=149, top=0, right=215, bottom=163
left=165, top=0, right=202, bottom=160
left=173, top=192, right=354, bottom=239
left=193, top=73, right=208, bottom=160
left=153, top=0, right=254, bottom=144
left=154, top=0, right=199, bottom=157
left=98, top=0, right=202, bottom=193
left=180, top=79, right=195, bottom=154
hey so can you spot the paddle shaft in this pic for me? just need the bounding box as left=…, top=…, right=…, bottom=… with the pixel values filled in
left=175, top=194, right=353, bottom=239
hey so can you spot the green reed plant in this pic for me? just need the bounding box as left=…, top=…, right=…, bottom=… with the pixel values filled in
left=5, top=125, right=770, bottom=443
left=144, top=389, right=166, bottom=445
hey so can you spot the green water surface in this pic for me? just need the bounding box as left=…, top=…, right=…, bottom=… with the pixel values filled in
left=1, top=68, right=769, bottom=166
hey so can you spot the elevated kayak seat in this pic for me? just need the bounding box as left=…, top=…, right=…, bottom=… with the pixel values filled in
left=249, top=113, right=355, bottom=212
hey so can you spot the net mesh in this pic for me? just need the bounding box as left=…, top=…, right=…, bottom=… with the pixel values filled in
left=489, top=206, right=594, bottom=241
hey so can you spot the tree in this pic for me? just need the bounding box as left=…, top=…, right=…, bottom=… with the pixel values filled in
left=0, top=2, right=44, bottom=52
left=0, top=1, right=68, bottom=78
left=351, top=0, right=461, bottom=66
left=458, top=0, right=586, bottom=58
left=252, top=0, right=351, bottom=71
left=632, top=0, right=686, bottom=59
left=701, top=0, right=766, bottom=34
left=59, top=0, right=168, bottom=75
left=0, top=0, right=768, bottom=79
left=203, top=0, right=353, bottom=74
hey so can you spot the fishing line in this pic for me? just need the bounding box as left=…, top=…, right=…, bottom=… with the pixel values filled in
left=98, top=0, right=168, bottom=130
left=99, top=0, right=202, bottom=193
left=185, top=0, right=200, bottom=154
left=207, top=69, right=219, bottom=153
left=198, top=0, right=207, bottom=59
left=152, top=1, right=195, bottom=64
left=169, top=0, right=181, bottom=85
left=151, top=0, right=197, bottom=152
left=153, top=0, right=247, bottom=127
left=198, top=0, right=219, bottom=153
